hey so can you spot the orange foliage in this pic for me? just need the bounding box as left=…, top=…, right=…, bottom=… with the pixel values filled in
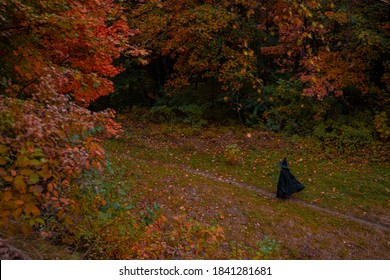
left=299, top=51, right=368, bottom=98
left=131, top=215, right=225, bottom=259
left=260, top=0, right=389, bottom=99
left=0, top=0, right=129, bottom=234
left=1, top=0, right=138, bottom=105
left=128, top=0, right=262, bottom=94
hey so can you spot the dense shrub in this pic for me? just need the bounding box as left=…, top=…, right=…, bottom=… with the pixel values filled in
left=0, top=84, right=121, bottom=235
left=374, top=112, right=390, bottom=141
left=132, top=215, right=225, bottom=260
left=313, top=119, right=374, bottom=153
left=260, top=79, right=327, bottom=135
left=0, top=0, right=127, bottom=236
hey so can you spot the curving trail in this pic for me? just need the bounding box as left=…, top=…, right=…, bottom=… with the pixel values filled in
left=133, top=156, right=390, bottom=232
left=181, top=166, right=390, bottom=232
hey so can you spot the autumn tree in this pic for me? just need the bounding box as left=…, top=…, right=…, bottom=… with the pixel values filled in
left=0, top=0, right=134, bottom=234
left=261, top=0, right=389, bottom=99
left=126, top=0, right=262, bottom=100
left=0, top=0, right=132, bottom=104
left=106, top=0, right=387, bottom=133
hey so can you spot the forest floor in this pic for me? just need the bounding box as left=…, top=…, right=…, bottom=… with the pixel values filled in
left=103, top=114, right=390, bottom=259
left=4, top=115, right=388, bottom=260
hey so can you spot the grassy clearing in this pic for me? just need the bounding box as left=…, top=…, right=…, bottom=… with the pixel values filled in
left=110, top=116, right=390, bottom=225
left=102, top=116, right=390, bottom=259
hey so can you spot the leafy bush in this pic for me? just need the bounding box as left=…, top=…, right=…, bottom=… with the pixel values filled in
left=148, top=105, right=177, bottom=123
left=313, top=119, right=374, bottom=153
left=261, top=79, right=326, bottom=135
left=374, top=112, right=390, bottom=141
left=177, top=104, right=208, bottom=127
left=144, top=104, right=209, bottom=127
left=0, top=90, right=121, bottom=235
left=40, top=166, right=141, bottom=259
left=34, top=157, right=226, bottom=260
left=258, top=79, right=385, bottom=153
left=131, top=215, right=225, bottom=260
left=0, top=0, right=128, bottom=236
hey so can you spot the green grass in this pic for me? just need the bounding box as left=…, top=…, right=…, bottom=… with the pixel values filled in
left=101, top=117, right=390, bottom=259
left=107, top=120, right=389, bottom=225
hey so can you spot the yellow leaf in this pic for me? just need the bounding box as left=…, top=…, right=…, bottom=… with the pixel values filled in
left=4, top=176, right=13, bottom=182
left=15, top=200, right=24, bottom=205
left=12, top=207, right=23, bottom=219
left=3, top=191, right=12, bottom=201
left=0, top=144, right=8, bottom=154
left=38, top=169, right=51, bottom=180
left=20, top=168, right=33, bottom=176
left=14, top=176, right=27, bottom=193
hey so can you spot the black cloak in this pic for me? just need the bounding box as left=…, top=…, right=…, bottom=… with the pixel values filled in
left=276, top=158, right=305, bottom=199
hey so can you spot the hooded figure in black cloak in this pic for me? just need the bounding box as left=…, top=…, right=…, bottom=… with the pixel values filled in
left=276, top=158, right=305, bottom=199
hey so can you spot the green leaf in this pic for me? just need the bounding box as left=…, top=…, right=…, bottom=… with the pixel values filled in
left=28, top=173, right=40, bottom=184
left=36, top=218, right=45, bottom=225
left=32, top=149, right=45, bottom=157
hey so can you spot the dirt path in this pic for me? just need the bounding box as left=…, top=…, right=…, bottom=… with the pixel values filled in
left=133, top=156, right=390, bottom=232
left=182, top=166, right=390, bottom=232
